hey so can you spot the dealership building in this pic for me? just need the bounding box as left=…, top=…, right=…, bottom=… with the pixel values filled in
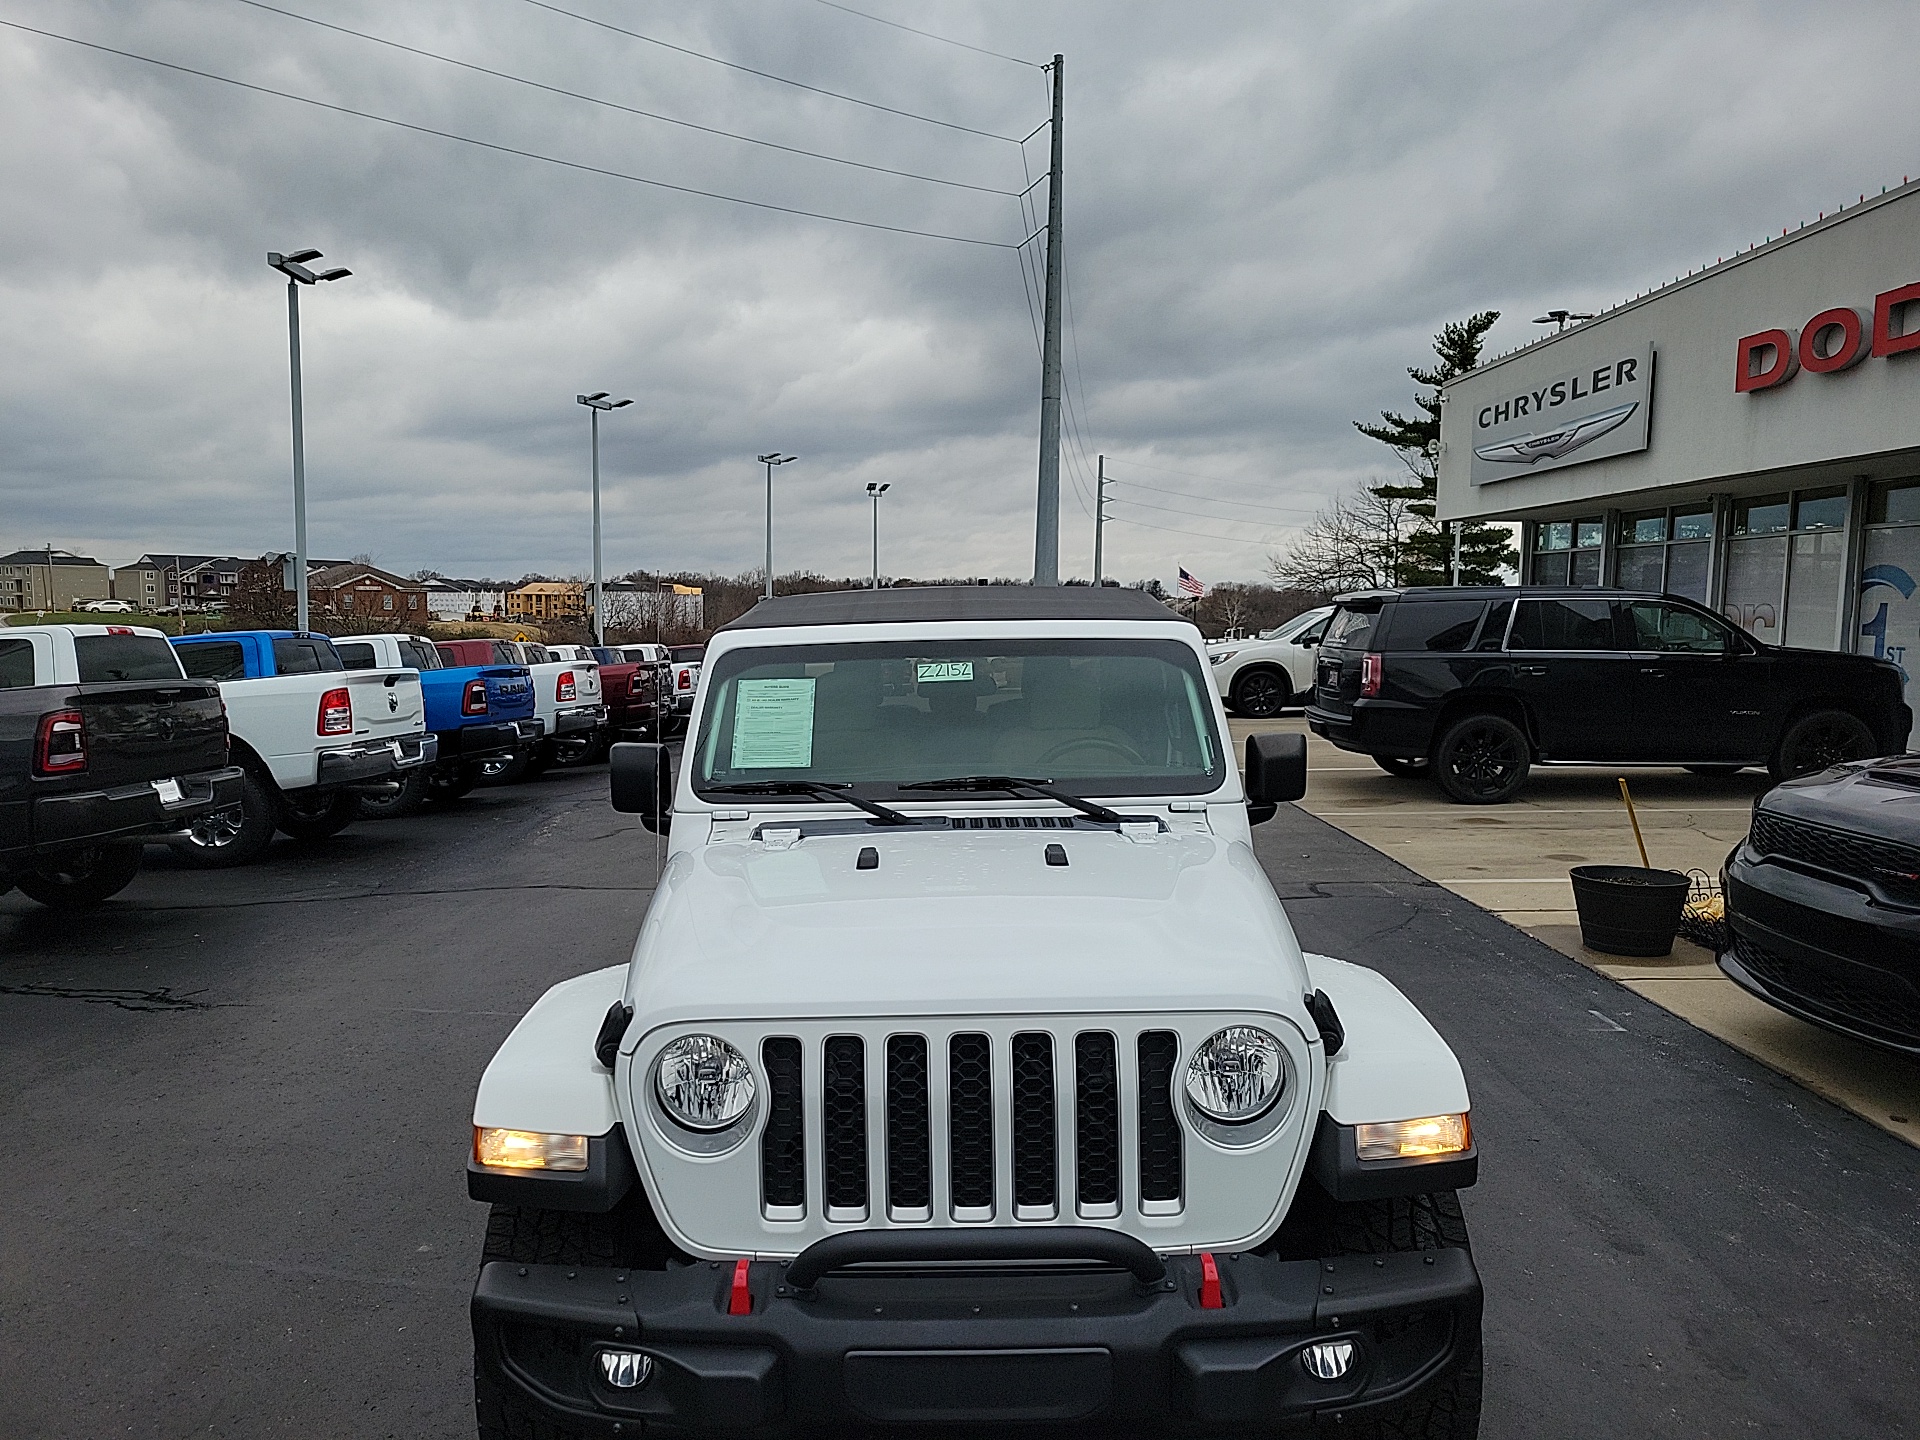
left=1438, top=178, right=1920, bottom=695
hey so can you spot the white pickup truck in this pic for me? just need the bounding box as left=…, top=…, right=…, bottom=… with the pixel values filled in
left=170, top=628, right=434, bottom=865
left=465, top=586, right=1482, bottom=1440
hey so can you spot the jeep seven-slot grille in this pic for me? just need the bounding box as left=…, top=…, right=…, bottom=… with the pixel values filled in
left=759, top=1029, right=1187, bottom=1222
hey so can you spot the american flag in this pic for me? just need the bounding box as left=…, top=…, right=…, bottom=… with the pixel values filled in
left=1178, top=567, right=1204, bottom=598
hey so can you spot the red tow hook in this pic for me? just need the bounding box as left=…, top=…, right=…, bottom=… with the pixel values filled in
left=729, top=1257, right=753, bottom=1315
left=1198, top=1252, right=1224, bottom=1309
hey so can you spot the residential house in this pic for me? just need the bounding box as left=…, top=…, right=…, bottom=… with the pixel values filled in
left=306, top=562, right=430, bottom=622
left=0, top=549, right=111, bottom=611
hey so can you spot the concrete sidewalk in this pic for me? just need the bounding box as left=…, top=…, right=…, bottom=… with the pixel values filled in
left=1233, top=715, right=1920, bottom=1148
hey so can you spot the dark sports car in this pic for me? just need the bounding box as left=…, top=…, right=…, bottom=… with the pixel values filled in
left=1722, top=755, right=1920, bottom=1055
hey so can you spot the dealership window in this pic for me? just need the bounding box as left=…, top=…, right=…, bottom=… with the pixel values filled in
left=1532, top=516, right=1604, bottom=586
left=1722, top=487, right=1852, bottom=645
left=1859, top=480, right=1920, bottom=703
left=1613, top=505, right=1714, bottom=601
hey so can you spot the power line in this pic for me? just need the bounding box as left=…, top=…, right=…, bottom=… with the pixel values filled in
left=1106, top=493, right=1312, bottom=529
left=0, top=18, right=1018, bottom=248
left=520, top=0, right=1020, bottom=142
left=1105, top=511, right=1294, bottom=546
left=810, top=0, right=1038, bottom=68
left=231, top=0, right=1016, bottom=196
left=1106, top=479, right=1323, bottom=517
left=1102, top=456, right=1278, bottom=488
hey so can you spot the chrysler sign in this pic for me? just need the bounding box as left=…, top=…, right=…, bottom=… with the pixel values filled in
left=1469, top=343, right=1654, bottom=486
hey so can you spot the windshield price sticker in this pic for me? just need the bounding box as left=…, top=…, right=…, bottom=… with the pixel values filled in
left=916, top=661, right=974, bottom=684
left=730, top=678, right=816, bottom=769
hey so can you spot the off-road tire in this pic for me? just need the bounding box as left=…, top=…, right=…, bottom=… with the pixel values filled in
left=174, top=768, right=278, bottom=868
left=353, top=768, right=429, bottom=820
left=553, top=731, right=611, bottom=768
left=1327, top=1192, right=1482, bottom=1440
left=426, top=763, right=482, bottom=803
left=275, top=787, right=356, bottom=842
left=474, top=1195, right=681, bottom=1440
left=1375, top=755, right=1429, bottom=779
left=1230, top=667, right=1292, bottom=719
left=14, top=845, right=144, bottom=907
left=1432, top=713, right=1530, bottom=805
left=1771, top=710, right=1875, bottom=782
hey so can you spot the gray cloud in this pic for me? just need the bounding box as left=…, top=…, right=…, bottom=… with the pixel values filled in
left=2, top=0, right=1917, bottom=585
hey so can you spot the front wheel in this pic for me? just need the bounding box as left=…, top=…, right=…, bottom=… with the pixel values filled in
left=1771, top=710, right=1875, bottom=782
left=1432, top=713, right=1530, bottom=804
left=275, top=787, right=356, bottom=842
left=1325, top=1192, right=1482, bottom=1440
left=1230, top=667, right=1292, bottom=719
left=14, top=845, right=144, bottom=907
left=1374, top=755, right=1429, bottom=779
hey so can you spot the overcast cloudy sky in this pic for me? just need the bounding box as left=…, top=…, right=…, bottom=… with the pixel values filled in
left=2, top=0, right=1916, bottom=585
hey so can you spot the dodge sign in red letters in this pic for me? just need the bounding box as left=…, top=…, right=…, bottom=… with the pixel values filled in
left=1738, top=282, right=1920, bottom=392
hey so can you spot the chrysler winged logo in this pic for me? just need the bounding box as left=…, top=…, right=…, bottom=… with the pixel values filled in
left=1474, top=401, right=1638, bottom=466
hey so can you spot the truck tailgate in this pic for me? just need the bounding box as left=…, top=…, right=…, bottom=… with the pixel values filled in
left=72, top=680, right=228, bottom=788
left=345, top=670, right=426, bottom=744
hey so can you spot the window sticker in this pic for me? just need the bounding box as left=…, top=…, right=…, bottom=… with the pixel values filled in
left=729, top=677, right=816, bottom=769
left=916, top=660, right=975, bottom=683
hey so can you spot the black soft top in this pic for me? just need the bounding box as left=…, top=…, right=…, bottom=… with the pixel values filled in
left=719, top=586, right=1190, bottom=631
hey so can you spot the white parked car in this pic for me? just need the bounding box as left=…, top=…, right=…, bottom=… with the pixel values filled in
left=1209, top=605, right=1335, bottom=718
left=465, top=587, right=1482, bottom=1439
left=75, top=598, right=137, bottom=613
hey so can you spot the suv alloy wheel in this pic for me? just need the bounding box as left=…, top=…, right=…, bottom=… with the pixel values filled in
left=1230, top=667, right=1291, bottom=718
left=1432, top=713, right=1531, bottom=804
left=1771, top=710, right=1876, bottom=782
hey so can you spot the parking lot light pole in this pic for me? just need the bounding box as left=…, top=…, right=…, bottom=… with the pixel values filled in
left=268, top=249, right=351, bottom=635
left=757, top=453, right=798, bottom=599
left=577, top=393, right=632, bottom=645
left=866, top=482, right=890, bottom=589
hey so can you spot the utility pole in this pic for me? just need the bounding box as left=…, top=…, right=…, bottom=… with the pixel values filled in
left=867, top=482, right=891, bottom=589
left=1092, top=454, right=1107, bottom=587
left=1032, top=54, right=1065, bottom=587
left=757, top=453, right=798, bottom=599
left=268, top=249, right=351, bottom=635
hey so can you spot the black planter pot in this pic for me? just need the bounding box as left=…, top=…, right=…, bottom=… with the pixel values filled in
left=1569, top=865, right=1691, bottom=957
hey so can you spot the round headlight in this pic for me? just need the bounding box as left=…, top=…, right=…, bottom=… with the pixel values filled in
left=655, top=1035, right=756, bottom=1132
left=1184, top=1026, right=1286, bottom=1124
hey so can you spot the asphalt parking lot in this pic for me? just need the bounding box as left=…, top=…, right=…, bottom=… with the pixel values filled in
left=4, top=765, right=1918, bottom=1438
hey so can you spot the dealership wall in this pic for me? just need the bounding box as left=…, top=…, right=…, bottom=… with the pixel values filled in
left=1435, top=180, right=1920, bottom=701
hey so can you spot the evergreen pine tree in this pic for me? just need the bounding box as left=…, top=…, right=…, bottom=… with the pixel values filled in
left=1355, top=312, right=1518, bottom=585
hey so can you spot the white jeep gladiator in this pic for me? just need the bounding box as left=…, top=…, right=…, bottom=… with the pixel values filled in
left=466, top=587, right=1481, bottom=1439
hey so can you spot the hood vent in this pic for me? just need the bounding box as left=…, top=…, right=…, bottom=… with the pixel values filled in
left=953, top=815, right=1078, bottom=830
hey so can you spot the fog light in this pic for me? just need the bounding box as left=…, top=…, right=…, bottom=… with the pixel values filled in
left=1355, top=1112, right=1471, bottom=1160
left=598, top=1350, right=653, bottom=1389
left=1302, top=1339, right=1355, bottom=1381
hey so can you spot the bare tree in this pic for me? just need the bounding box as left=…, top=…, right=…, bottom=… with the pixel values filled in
left=1268, top=485, right=1420, bottom=593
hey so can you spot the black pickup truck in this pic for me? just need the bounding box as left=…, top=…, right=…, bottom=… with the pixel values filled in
left=1, top=624, right=243, bottom=906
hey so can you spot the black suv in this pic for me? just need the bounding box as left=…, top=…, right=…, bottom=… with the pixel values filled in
left=1306, top=587, right=1912, bottom=804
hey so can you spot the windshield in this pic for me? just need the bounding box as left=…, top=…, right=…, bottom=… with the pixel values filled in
left=691, top=639, right=1224, bottom=798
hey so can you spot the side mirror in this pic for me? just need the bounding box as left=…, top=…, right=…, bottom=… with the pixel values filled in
left=1244, top=732, right=1307, bottom=822
left=1295, top=634, right=1319, bottom=646
left=610, top=742, right=672, bottom=833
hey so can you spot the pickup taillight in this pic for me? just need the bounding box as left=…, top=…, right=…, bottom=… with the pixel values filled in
left=462, top=678, right=489, bottom=715
left=318, top=686, right=353, bottom=735
left=556, top=671, right=577, bottom=703
left=35, top=709, right=87, bottom=775
left=678, top=668, right=691, bottom=691
left=1360, top=652, right=1384, bottom=698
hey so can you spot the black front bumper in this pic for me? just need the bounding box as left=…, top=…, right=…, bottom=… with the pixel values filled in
left=24, top=764, right=245, bottom=852
left=473, top=1246, right=1479, bottom=1436
left=1722, top=843, right=1920, bottom=1055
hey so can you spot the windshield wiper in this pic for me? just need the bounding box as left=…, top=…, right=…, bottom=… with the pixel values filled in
left=896, top=775, right=1126, bottom=826
left=705, top=780, right=913, bottom=827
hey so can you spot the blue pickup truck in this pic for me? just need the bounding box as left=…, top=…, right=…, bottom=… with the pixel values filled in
left=330, top=634, right=538, bottom=816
